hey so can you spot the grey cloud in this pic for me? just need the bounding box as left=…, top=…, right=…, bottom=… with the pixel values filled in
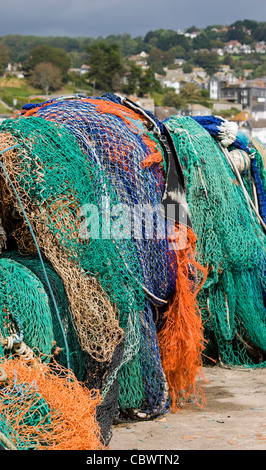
left=0, top=0, right=265, bottom=37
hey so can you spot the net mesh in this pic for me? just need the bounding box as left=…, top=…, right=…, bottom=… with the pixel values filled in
left=0, top=250, right=88, bottom=380
left=0, top=356, right=104, bottom=450
left=18, top=95, right=206, bottom=412
left=0, top=257, right=54, bottom=361
left=165, top=114, right=266, bottom=367
left=0, top=94, right=206, bottom=448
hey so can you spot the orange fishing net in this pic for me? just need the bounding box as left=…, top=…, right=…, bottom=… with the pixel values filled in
left=158, top=224, right=207, bottom=410
left=0, top=356, right=105, bottom=450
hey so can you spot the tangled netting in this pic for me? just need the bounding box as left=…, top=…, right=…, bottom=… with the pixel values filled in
left=165, top=114, right=266, bottom=368
left=0, top=94, right=206, bottom=449
left=0, top=356, right=104, bottom=450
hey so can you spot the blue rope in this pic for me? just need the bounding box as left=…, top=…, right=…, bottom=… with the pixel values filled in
left=0, top=144, right=70, bottom=369
left=192, top=115, right=225, bottom=137
left=250, top=156, right=266, bottom=224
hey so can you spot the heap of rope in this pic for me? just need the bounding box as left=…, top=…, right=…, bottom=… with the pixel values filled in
left=0, top=333, right=34, bottom=361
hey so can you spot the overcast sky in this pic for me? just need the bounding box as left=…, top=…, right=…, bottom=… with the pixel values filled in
left=0, top=0, right=265, bottom=38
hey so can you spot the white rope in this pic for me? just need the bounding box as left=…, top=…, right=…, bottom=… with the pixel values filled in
left=219, top=143, right=266, bottom=233
left=217, top=120, right=238, bottom=147
left=0, top=431, right=17, bottom=450
left=0, top=365, right=7, bottom=383
left=0, top=334, right=34, bottom=361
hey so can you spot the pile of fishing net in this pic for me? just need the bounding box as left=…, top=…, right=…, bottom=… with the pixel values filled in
left=0, top=356, right=104, bottom=450
left=0, top=94, right=206, bottom=449
left=164, top=114, right=266, bottom=367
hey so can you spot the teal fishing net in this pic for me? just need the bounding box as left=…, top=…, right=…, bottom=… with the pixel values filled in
left=0, top=94, right=195, bottom=436
left=165, top=114, right=266, bottom=367
left=17, top=95, right=194, bottom=417
left=0, top=250, right=88, bottom=379
left=0, top=115, right=145, bottom=445
left=0, top=94, right=226, bottom=449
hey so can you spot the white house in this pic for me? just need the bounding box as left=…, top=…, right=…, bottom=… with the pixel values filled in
left=159, top=69, right=185, bottom=94
left=255, top=42, right=266, bottom=53
left=242, top=119, right=266, bottom=146
left=182, top=103, right=212, bottom=117
left=239, top=44, right=251, bottom=54
left=224, top=41, right=241, bottom=54
left=252, top=103, right=266, bottom=121
left=80, top=64, right=90, bottom=75
left=208, top=76, right=221, bottom=100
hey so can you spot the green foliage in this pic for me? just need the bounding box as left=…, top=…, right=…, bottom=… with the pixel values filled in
left=87, top=41, right=125, bottom=92
left=179, top=82, right=202, bottom=103
left=251, top=62, right=266, bottom=79
left=218, top=107, right=240, bottom=119
left=144, top=29, right=192, bottom=53
left=123, top=62, right=142, bottom=95
left=253, top=22, right=266, bottom=41
left=138, top=66, right=163, bottom=97
left=147, top=47, right=176, bottom=72
left=193, top=50, right=220, bottom=75
left=225, top=20, right=266, bottom=43
left=182, top=63, right=192, bottom=74
left=0, top=41, right=10, bottom=74
left=162, top=88, right=184, bottom=108
left=104, top=33, right=146, bottom=56
left=29, top=62, right=63, bottom=95
left=162, top=84, right=211, bottom=110
left=24, top=45, right=71, bottom=81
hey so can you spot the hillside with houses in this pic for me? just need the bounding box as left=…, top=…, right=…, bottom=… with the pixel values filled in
left=0, top=19, right=266, bottom=146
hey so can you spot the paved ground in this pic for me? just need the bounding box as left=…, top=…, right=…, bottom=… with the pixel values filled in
left=110, top=365, right=266, bottom=451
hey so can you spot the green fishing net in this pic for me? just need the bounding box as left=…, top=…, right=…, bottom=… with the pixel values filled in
left=166, top=115, right=266, bottom=367
left=0, top=257, right=54, bottom=360
left=0, top=116, right=145, bottom=410
left=0, top=251, right=88, bottom=379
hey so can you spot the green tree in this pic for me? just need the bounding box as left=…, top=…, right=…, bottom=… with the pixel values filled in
left=87, top=41, right=125, bottom=92
left=29, top=62, right=63, bottom=95
left=0, top=41, right=10, bottom=74
left=182, top=63, right=193, bottom=73
left=192, top=33, right=211, bottom=50
left=25, top=45, right=71, bottom=81
left=179, top=83, right=201, bottom=103
left=223, top=54, right=234, bottom=67
left=251, top=63, right=266, bottom=79
left=170, top=45, right=186, bottom=59
left=242, top=20, right=258, bottom=33
left=162, top=49, right=176, bottom=67
left=253, top=22, right=266, bottom=41
left=147, top=47, right=164, bottom=73
left=147, top=47, right=176, bottom=72
left=144, top=29, right=192, bottom=53
left=123, top=62, right=142, bottom=95
left=226, top=21, right=246, bottom=42
left=193, top=50, right=220, bottom=75
left=162, top=88, right=184, bottom=108
left=105, top=33, right=146, bottom=56
left=138, top=66, right=162, bottom=97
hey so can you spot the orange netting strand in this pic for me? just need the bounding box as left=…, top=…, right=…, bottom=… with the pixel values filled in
left=158, top=224, right=208, bottom=411
left=0, top=356, right=106, bottom=450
